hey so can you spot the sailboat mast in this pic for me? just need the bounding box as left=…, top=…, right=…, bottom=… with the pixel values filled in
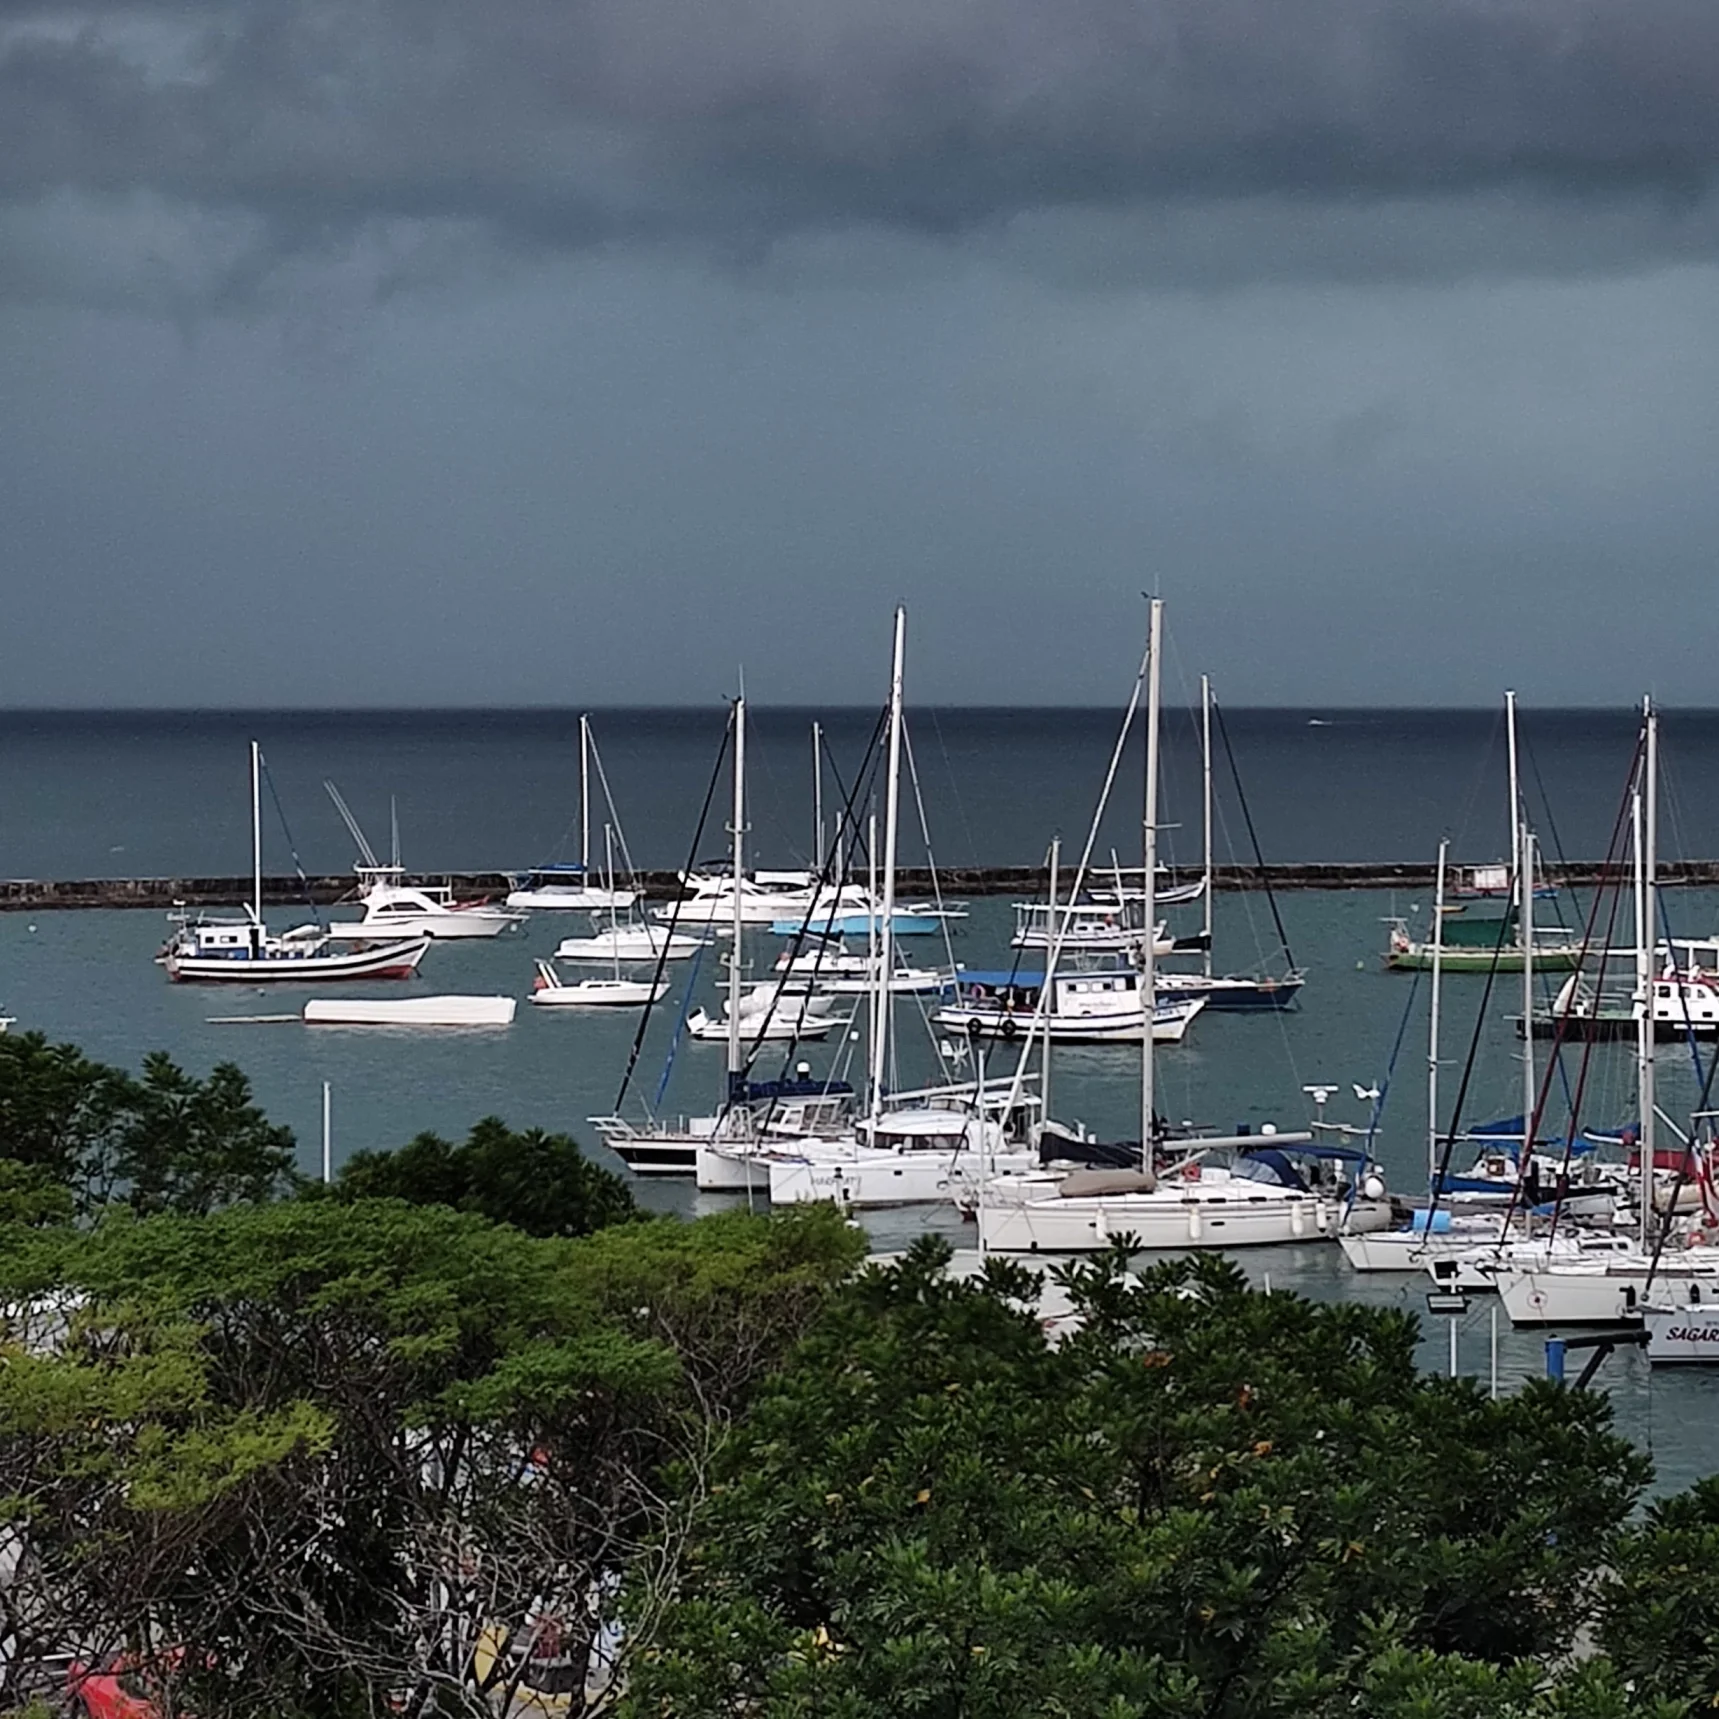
left=727, top=698, right=746, bottom=1099
left=870, top=607, right=906, bottom=1125
left=1043, top=835, right=1059, bottom=1132
left=1140, top=598, right=1163, bottom=1164
left=1505, top=690, right=1522, bottom=948
left=1638, top=698, right=1658, bottom=1248
left=1429, top=838, right=1447, bottom=1183
left=580, top=713, right=592, bottom=878
left=1521, top=825, right=1535, bottom=1163
left=250, top=739, right=263, bottom=929
left=1201, top=673, right=1214, bottom=980
left=812, top=721, right=824, bottom=874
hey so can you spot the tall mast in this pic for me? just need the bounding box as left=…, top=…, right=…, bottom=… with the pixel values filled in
left=1429, top=838, right=1447, bottom=1183
left=580, top=713, right=592, bottom=877
left=1505, top=690, right=1522, bottom=949
left=1201, top=673, right=1214, bottom=979
left=1520, top=825, right=1535, bottom=1163
left=1140, top=598, right=1163, bottom=1164
left=1637, top=698, right=1658, bottom=1249
left=250, top=739, right=263, bottom=930
left=727, top=697, right=746, bottom=1102
left=869, top=606, right=906, bottom=1126
left=812, top=721, right=825, bottom=874
left=1043, top=834, right=1059, bottom=1132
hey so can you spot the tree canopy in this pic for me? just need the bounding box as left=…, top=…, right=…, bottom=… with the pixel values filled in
left=335, top=1116, right=637, bottom=1237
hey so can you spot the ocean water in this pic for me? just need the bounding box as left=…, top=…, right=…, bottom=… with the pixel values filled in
left=4, top=705, right=1719, bottom=879
left=3, top=706, right=1719, bottom=1490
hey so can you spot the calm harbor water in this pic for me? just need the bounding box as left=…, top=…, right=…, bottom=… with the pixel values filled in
left=3, top=706, right=1719, bottom=1491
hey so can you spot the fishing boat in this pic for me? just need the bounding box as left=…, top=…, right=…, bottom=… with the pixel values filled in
left=1522, top=942, right=1719, bottom=1039
left=506, top=716, right=639, bottom=912
left=322, top=784, right=524, bottom=939
left=331, top=869, right=523, bottom=941
left=530, top=960, right=668, bottom=1009
left=161, top=744, right=430, bottom=984
left=303, top=995, right=516, bottom=1027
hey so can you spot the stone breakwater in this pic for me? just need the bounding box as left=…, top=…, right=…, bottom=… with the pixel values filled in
left=5, top=861, right=1719, bottom=911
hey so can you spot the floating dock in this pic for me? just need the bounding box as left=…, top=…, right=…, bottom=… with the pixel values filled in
left=5, top=860, right=1719, bottom=912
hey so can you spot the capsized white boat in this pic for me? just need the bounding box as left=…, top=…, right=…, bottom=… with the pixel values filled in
left=303, top=995, right=516, bottom=1027
left=529, top=960, right=668, bottom=1008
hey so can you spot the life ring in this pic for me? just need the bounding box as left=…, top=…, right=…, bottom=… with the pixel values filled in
left=1000, top=1016, right=1020, bottom=1041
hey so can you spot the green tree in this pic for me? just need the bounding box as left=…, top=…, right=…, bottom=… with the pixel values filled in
left=0, top=1199, right=864, bottom=1718
left=0, top=1031, right=130, bottom=1210
left=116, top=1051, right=299, bottom=1215
left=337, top=1115, right=636, bottom=1237
left=624, top=1241, right=1653, bottom=1719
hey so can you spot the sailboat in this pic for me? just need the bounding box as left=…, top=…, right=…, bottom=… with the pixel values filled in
left=1495, top=702, right=1719, bottom=1325
left=1385, top=694, right=1584, bottom=973
left=532, top=826, right=673, bottom=1007
left=507, top=716, right=640, bottom=912
left=162, top=743, right=430, bottom=984
left=976, top=601, right=1388, bottom=1254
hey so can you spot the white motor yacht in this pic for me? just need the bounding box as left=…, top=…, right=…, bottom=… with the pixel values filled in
left=331, top=867, right=524, bottom=941
left=934, top=966, right=1206, bottom=1044
left=530, top=959, right=668, bottom=1009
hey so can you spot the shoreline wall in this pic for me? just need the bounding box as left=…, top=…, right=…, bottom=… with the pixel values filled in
left=5, top=861, right=1719, bottom=910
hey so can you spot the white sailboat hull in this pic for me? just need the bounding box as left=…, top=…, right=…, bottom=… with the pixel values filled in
left=1498, top=1250, right=1719, bottom=1325
left=978, top=1186, right=1353, bottom=1253
left=506, top=886, right=637, bottom=912
left=1644, top=1303, right=1719, bottom=1363
left=767, top=1147, right=1040, bottom=1208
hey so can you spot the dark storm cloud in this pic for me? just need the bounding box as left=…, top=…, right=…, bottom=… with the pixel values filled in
left=4, top=0, right=1719, bottom=266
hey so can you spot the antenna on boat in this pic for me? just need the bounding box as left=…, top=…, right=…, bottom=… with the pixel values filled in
left=390, top=796, right=400, bottom=870
left=323, top=780, right=381, bottom=869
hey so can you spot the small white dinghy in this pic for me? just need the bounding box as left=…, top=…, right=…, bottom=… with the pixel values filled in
left=530, top=960, right=668, bottom=1008
left=303, top=996, right=517, bottom=1027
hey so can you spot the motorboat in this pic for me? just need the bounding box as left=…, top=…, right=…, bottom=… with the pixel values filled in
left=530, top=960, right=668, bottom=1008
left=303, top=995, right=516, bottom=1027
left=685, top=1001, right=839, bottom=1041
left=933, top=966, right=1206, bottom=1045
left=1643, top=1295, right=1719, bottom=1362
left=1009, top=900, right=1179, bottom=955
left=778, top=902, right=965, bottom=938
left=330, top=867, right=524, bottom=941
left=655, top=874, right=876, bottom=928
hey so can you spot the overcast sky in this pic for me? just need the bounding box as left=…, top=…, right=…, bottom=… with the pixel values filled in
left=2, top=0, right=1718, bottom=707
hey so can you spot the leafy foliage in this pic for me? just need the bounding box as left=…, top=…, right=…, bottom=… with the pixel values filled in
left=0, top=1199, right=865, bottom=1718
left=0, top=1032, right=298, bottom=1217
left=336, top=1115, right=636, bottom=1237
left=624, top=1240, right=1654, bottom=1719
